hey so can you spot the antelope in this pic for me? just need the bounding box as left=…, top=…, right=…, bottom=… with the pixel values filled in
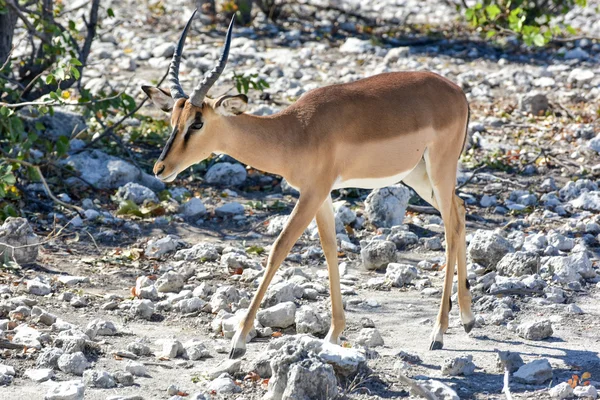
left=142, top=10, right=474, bottom=359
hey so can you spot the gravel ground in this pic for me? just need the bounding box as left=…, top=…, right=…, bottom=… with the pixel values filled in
left=1, top=0, right=600, bottom=399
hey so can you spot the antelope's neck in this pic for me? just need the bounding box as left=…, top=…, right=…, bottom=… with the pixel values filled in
left=216, top=112, right=297, bottom=177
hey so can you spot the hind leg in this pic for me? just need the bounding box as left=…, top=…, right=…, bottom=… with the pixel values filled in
left=454, top=194, right=475, bottom=332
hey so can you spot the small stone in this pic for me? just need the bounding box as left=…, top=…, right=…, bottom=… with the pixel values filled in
left=215, top=202, right=245, bottom=216
left=385, top=263, right=418, bottom=286
left=179, top=197, right=206, bottom=217
left=130, top=299, right=154, bottom=320
left=86, top=319, right=117, bottom=336
left=496, top=251, right=540, bottom=277
left=295, top=305, right=328, bottom=334
left=24, top=368, right=54, bottom=382
left=37, top=348, right=64, bottom=368
left=152, top=42, right=176, bottom=58
left=124, top=361, right=148, bottom=377
left=145, top=235, right=180, bottom=258
left=113, top=371, right=135, bottom=386
left=468, top=230, right=514, bottom=268
left=207, top=359, right=241, bottom=380
left=58, top=352, right=89, bottom=376
left=519, top=92, right=549, bottom=115
left=155, top=271, right=185, bottom=293
left=183, top=339, right=210, bottom=360
left=361, top=240, right=396, bottom=270
left=115, top=182, right=158, bottom=204
left=83, top=369, right=117, bottom=388
left=573, top=385, right=597, bottom=398
left=27, top=279, right=52, bottom=296
left=516, top=320, right=553, bottom=340
left=549, top=382, right=574, bottom=399
left=355, top=328, right=384, bottom=348
left=207, top=373, right=242, bottom=394
left=205, top=162, right=247, bottom=186
left=513, top=359, right=553, bottom=384
left=441, top=355, right=476, bottom=376
left=339, top=37, right=373, bottom=53
left=44, top=380, right=85, bottom=400
left=364, top=185, right=410, bottom=228
left=257, top=302, right=297, bottom=328
left=496, top=351, right=524, bottom=373
left=159, top=339, right=184, bottom=358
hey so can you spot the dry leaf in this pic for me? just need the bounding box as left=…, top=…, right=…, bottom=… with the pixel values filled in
left=271, top=332, right=283, bottom=338
left=582, top=372, right=592, bottom=380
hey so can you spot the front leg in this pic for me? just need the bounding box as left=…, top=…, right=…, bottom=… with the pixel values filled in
left=230, top=189, right=330, bottom=359
left=315, top=196, right=345, bottom=344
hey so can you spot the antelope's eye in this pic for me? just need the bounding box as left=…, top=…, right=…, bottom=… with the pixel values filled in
left=191, top=121, right=203, bottom=130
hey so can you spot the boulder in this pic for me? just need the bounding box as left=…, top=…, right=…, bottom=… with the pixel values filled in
left=496, top=251, right=540, bottom=277
left=468, top=230, right=513, bottom=268
left=364, top=185, right=411, bottom=228
left=513, top=359, right=553, bottom=384
left=361, top=240, right=396, bottom=270
left=205, top=162, right=247, bottom=186
left=64, top=150, right=164, bottom=191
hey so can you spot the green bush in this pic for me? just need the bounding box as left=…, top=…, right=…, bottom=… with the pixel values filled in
left=461, top=0, right=588, bottom=46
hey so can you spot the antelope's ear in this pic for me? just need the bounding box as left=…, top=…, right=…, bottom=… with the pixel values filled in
left=142, top=86, right=174, bottom=112
left=213, top=94, right=248, bottom=116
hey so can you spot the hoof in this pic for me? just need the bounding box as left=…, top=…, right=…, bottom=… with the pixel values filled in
left=429, top=340, right=443, bottom=351
left=229, top=346, right=246, bottom=359
left=464, top=320, right=476, bottom=334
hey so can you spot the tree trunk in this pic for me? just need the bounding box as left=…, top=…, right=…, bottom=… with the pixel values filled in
left=0, top=7, right=18, bottom=65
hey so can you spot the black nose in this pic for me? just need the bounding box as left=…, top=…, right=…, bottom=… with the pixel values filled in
left=156, top=165, right=165, bottom=175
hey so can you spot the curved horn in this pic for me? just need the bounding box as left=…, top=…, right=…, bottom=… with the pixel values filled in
left=167, top=9, right=197, bottom=100
left=189, top=18, right=235, bottom=106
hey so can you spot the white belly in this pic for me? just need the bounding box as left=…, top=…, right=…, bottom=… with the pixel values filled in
left=332, top=169, right=413, bottom=190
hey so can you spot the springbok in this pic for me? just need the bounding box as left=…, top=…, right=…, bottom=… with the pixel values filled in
left=142, top=10, right=474, bottom=359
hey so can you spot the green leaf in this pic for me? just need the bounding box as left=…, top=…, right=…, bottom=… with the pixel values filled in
left=56, top=136, right=69, bottom=157
left=68, top=20, right=76, bottom=30
left=485, top=4, right=501, bottom=20
left=486, top=29, right=497, bottom=39
left=107, top=8, right=115, bottom=17
left=69, top=58, right=82, bottom=67
left=533, top=33, right=546, bottom=46
left=70, top=66, right=80, bottom=80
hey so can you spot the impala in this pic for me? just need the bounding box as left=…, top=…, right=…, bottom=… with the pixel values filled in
left=142, top=10, right=474, bottom=359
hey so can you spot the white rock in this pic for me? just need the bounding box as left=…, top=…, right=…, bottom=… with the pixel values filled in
left=129, top=299, right=154, bottom=320
left=574, top=385, right=598, bottom=398
left=152, top=42, right=176, bottom=58
left=155, top=271, right=185, bottom=293
left=57, top=352, right=89, bottom=375
left=205, top=162, right=247, bottom=186
left=442, top=355, right=476, bottom=376
left=513, top=359, right=553, bottom=384
left=257, top=301, right=296, bottom=328
left=339, top=37, right=373, bottom=53
left=549, top=382, right=574, bottom=399
left=179, top=197, right=206, bottom=217
left=24, top=368, right=54, bottom=382
left=27, top=278, right=52, bottom=296
left=13, top=324, right=42, bottom=349
left=385, top=263, right=418, bottom=286
left=207, top=373, right=241, bottom=394
left=145, top=235, right=180, bottom=258
left=215, top=202, right=245, bottom=216
left=364, top=185, right=410, bottom=228
left=361, top=240, right=396, bottom=270
left=0, top=365, right=15, bottom=376
left=183, top=339, right=210, bottom=360
left=295, top=305, right=328, bottom=334
left=468, top=230, right=513, bottom=268
left=207, top=359, right=241, bottom=380
left=115, top=182, right=158, bottom=204
left=124, top=361, right=148, bottom=377
left=45, top=380, right=85, bottom=400
left=569, top=68, right=594, bottom=83
left=355, top=328, right=384, bottom=347
left=64, top=150, right=164, bottom=191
